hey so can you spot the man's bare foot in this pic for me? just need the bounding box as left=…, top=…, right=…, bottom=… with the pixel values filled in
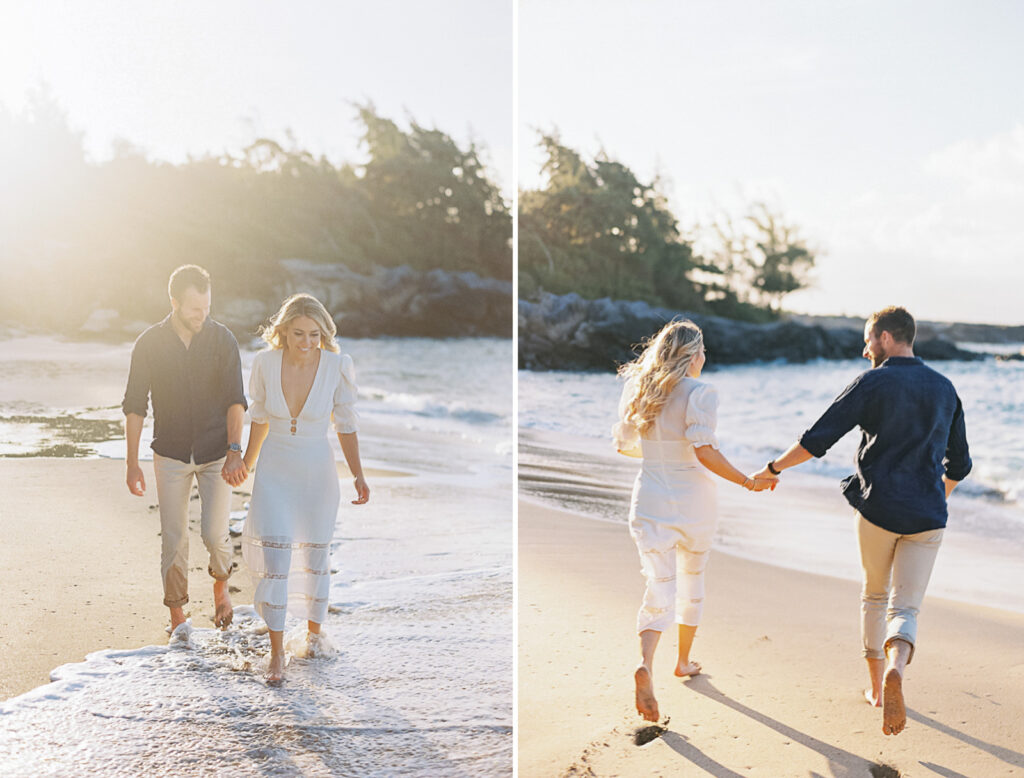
left=265, top=653, right=285, bottom=685
left=169, top=606, right=187, bottom=630
left=864, top=688, right=882, bottom=707
left=634, top=665, right=660, bottom=722
left=674, top=659, right=701, bottom=678
left=213, top=582, right=233, bottom=629
left=882, top=667, right=906, bottom=735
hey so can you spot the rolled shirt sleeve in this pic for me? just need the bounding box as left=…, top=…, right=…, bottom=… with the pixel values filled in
left=222, top=331, right=248, bottom=411
left=799, top=374, right=869, bottom=457
left=122, top=337, right=152, bottom=417
left=943, top=395, right=972, bottom=481
left=248, top=352, right=269, bottom=424
left=685, top=383, right=720, bottom=449
left=332, top=354, right=359, bottom=434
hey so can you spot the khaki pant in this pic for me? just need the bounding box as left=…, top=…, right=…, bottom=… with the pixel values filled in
left=153, top=453, right=233, bottom=607
left=857, top=513, right=943, bottom=663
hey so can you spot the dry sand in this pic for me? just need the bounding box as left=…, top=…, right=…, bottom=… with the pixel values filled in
left=518, top=500, right=1024, bottom=777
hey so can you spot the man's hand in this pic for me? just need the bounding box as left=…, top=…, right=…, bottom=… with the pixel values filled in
left=126, top=463, right=146, bottom=496
left=351, top=475, right=370, bottom=505
left=749, top=475, right=778, bottom=492
left=752, top=464, right=778, bottom=483
left=221, top=452, right=248, bottom=487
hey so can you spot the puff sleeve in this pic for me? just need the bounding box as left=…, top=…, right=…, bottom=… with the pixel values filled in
left=685, top=383, right=719, bottom=449
left=611, top=378, right=642, bottom=457
left=332, top=353, right=359, bottom=434
left=248, top=351, right=269, bottom=424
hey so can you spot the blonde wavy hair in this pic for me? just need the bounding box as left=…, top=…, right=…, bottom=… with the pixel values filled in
left=259, top=293, right=340, bottom=353
left=618, top=320, right=704, bottom=435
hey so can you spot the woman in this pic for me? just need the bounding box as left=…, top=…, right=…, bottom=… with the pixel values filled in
left=242, top=293, right=370, bottom=683
left=613, top=319, right=774, bottom=722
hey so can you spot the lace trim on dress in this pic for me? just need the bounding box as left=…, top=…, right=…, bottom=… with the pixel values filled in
left=243, top=538, right=330, bottom=550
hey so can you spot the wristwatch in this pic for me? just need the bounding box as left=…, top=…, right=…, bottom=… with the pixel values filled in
left=767, top=460, right=781, bottom=475
left=228, top=443, right=242, bottom=453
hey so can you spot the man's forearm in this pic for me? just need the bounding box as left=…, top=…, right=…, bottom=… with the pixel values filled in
left=226, top=403, right=245, bottom=445
left=943, top=476, right=959, bottom=498
left=125, top=413, right=144, bottom=465
left=770, top=442, right=814, bottom=473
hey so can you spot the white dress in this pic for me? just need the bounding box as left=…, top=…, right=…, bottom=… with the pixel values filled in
left=242, top=348, right=358, bottom=632
left=613, top=377, right=720, bottom=632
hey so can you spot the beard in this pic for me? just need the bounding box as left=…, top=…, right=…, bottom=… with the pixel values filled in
left=174, top=308, right=205, bottom=334
left=869, top=346, right=887, bottom=368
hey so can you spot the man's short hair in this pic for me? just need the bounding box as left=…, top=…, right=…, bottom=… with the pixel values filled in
left=168, top=265, right=211, bottom=301
left=868, top=305, right=916, bottom=345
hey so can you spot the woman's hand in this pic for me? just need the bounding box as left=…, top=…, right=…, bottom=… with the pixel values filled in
left=743, top=475, right=778, bottom=492
left=352, top=475, right=370, bottom=505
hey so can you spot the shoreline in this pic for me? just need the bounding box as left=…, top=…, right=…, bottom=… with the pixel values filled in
left=518, top=499, right=1024, bottom=776
left=0, top=457, right=397, bottom=703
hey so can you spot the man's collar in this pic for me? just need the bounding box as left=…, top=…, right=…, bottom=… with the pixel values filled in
left=880, top=355, right=921, bottom=367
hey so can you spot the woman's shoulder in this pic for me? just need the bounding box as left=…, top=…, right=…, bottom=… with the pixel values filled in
left=252, top=348, right=280, bottom=367
left=678, top=376, right=717, bottom=394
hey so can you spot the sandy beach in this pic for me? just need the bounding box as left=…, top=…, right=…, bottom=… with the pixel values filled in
left=0, top=458, right=256, bottom=701
left=518, top=499, right=1024, bottom=777
left=0, top=456, right=394, bottom=702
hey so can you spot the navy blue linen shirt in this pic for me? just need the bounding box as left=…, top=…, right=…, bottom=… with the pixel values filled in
left=799, top=356, right=971, bottom=534
left=122, top=315, right=247, bottom=465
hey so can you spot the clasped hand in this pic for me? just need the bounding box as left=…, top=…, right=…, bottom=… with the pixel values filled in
left=744, top=466, right=779, bottom=492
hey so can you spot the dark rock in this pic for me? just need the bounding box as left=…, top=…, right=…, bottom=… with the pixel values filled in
left=519, top=293, right=985, bottom=371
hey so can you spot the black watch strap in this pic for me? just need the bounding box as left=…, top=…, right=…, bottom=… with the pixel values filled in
left=767, top=460, right=781, bottom=475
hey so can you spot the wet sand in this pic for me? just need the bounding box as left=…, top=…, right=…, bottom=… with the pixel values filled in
left=518, top=500, right=1024, bottom=777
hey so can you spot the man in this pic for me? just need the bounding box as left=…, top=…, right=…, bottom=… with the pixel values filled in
left=122, top=264, right=249, bottom=633
left=755, top=306, right=971, bottom=736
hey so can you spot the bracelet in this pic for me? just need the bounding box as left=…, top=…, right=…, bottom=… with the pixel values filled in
left=742, top=477, right=753, bottom=490
left=767, top=460, right=781, bottom=476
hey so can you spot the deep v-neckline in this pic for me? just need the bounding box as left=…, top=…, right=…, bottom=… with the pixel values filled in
left=279, top=349, right=323, bottom=420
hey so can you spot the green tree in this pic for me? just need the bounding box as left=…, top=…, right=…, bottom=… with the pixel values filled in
left=519, top=132, right=707, bottom=308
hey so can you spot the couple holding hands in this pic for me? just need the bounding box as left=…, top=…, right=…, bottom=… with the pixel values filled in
left=123, top=265, right=369, bottom=684
left=614, top=307, right=971, bottom=736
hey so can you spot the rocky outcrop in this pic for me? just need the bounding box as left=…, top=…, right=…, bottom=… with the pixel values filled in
left=271, top=260, right=513, bottom=338
left=73, top=261, right=513, bottom=341
left=519, top=293, right=984, bottom=370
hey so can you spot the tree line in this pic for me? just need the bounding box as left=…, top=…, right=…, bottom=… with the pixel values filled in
left=0, top=91, right=511, bottom=329
left=519, top=133, right=815, bottom=321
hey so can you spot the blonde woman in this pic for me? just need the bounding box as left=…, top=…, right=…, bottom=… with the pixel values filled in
left=613, top=319, right=775, bottom=721
left=242, top=293, right=370, bottom=683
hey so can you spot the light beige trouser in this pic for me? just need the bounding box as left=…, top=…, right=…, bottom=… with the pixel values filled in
left=153, top=453, right=233, bottom=607
left=857, top=512, right=944, bottom=663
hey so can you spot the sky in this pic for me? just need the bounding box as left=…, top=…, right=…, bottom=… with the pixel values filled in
left=519, top=0, right=1024, bottom=325
left=0, top=0, right=513, bottom=191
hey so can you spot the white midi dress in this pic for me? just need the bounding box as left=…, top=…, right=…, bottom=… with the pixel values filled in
left=613, top=377, right=720, bottom=632
left=242, top=348, right=358, bottom=632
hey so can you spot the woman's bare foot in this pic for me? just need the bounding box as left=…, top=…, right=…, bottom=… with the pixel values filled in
left=864, top=688, right=882, bottom=707
left=213, top=582, right=233, bottom=628
left=674, top=659, right=701, bottom=678
left=265, top=653, right=285, bottom=685
left=882, top=667, right=905, bottom=735
left=634, top=665, right=660, bottom=721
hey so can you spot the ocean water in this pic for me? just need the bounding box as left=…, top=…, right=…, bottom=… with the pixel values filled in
left=0, top=336, right=512, bottom=776
left=519, top=353, right=1024, bottom=614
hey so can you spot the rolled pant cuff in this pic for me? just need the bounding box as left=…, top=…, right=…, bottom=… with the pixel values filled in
left=884, top=634, right=916, bottom=663
left=208, top=565, right=232, bottom=582
left=862, top=648, right=885, bottom=660
left=164, top=595, right=189, bottom=608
